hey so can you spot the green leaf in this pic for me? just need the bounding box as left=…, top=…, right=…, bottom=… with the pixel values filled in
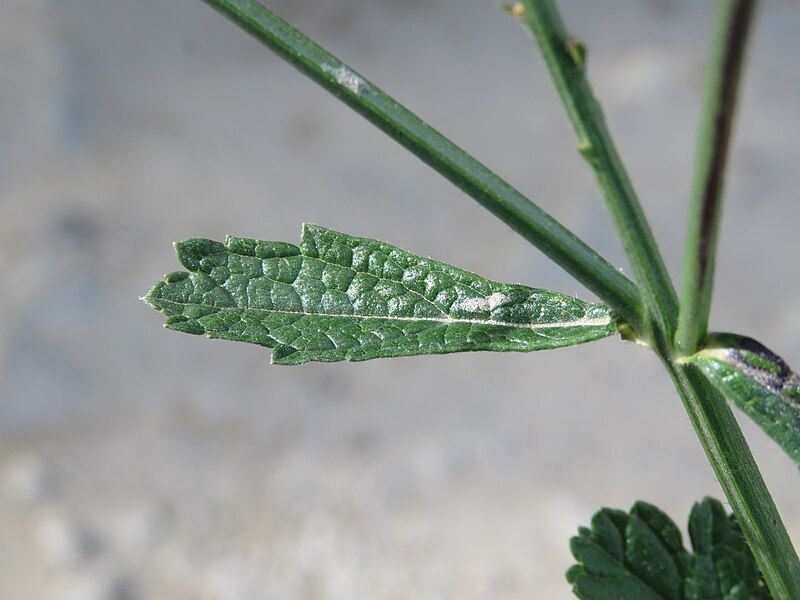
left=143, top=225, right=617, bottom=365
left=687, top=333, right=800, bottom=469
left=567, top=498, right=770, bottom=600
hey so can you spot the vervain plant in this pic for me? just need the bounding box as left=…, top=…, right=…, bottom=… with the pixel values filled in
left=143, top=0, right=800, bottom=597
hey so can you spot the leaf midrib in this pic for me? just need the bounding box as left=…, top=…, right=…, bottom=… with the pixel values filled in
left=155, top=297, right=614, bottom=332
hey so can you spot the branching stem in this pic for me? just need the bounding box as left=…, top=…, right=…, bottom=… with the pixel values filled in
left=516, top=1, right=800, bottom=596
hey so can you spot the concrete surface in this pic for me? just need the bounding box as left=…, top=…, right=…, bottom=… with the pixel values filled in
left=1, top=0, right=799, bottom=598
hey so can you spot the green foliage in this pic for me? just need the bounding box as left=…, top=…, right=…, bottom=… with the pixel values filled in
left=689, top=333, right=800, bottom=468
left=144, top=0, right=800, bottom=597
left=568, top=498, right=770, bottom=599
left=144, top=225, right=617, bottom=364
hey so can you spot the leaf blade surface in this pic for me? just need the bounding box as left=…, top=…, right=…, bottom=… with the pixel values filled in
left=568, top=498, right=769, bottom=600
left=144, top=225, right=617, bottom=364
left=688, top=333, right=800, bottom=468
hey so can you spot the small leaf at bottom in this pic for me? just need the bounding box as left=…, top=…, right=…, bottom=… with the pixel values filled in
left=568, top=498, right=769, bottom=599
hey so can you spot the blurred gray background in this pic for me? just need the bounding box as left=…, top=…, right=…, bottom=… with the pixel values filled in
left=2, top=0, right=799, bottom=598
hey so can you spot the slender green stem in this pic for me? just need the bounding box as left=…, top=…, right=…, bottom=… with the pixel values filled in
left=516, top=0, right=678, bottom=349
left=666, top=359, right=800, bottom=599
left=517, top=1, right=799, bottom=594
left=198, top=0, right=644, bottom=331
left=676, top=0, right=758, bottom=356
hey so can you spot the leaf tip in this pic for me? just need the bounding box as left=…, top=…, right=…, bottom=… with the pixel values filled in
left=165, top=271, right=190, bottom=284
left=164, top=315, right=204, bottom=336
left=565, top=563, right=583, bottom=585
left=141, top=282, right=165, bottom=309
left=271, top=345, right=305, bottom=366
left=174, top=238, right=225, bottom=271
left=301, top=222, right=323, bottom=238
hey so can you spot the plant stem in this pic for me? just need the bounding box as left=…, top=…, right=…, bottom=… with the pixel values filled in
left=516, top=0, right=678, bottom=349
left=666, top=359, right=800, bottom=599
left=517, top=0, right=800, bottom=594
left=676, top=0, right=758, bottom=356
left=198, top=0, right=645, bottom=332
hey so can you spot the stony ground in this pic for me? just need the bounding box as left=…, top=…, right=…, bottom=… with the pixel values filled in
left=2, top=1, right=800, bottom=598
